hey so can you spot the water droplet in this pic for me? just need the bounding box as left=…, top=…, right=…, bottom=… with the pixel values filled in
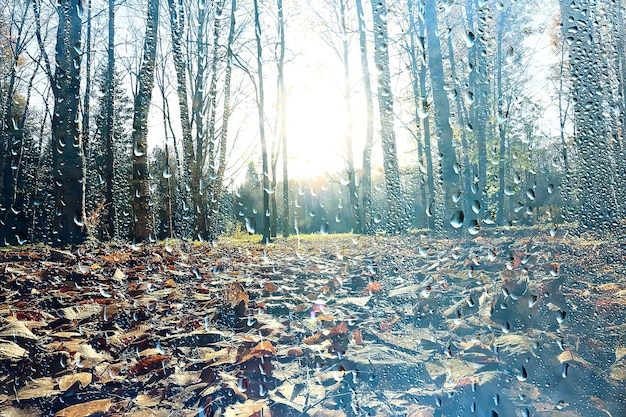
left=237, top=377, right=248, bottom=392
left=516, top=365, right=528, bottom=381
left=465, top=30, right=476, bottom=47
left=468, top=220, right=480, bottom=235
left=472, top=200, right=481, bottom=214
left=245, top=217, right=255, bottom=234
left=450, top=211, right=464, bottom=229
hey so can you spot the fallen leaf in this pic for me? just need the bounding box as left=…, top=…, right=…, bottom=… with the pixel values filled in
left=365, top=281, right=383, bottom=293
left=224, top=399, right=269, bottom=417
left=251, top=340, right=276, bottom=356
left=557, top=350, right=592, bottom=368
left=58, top=373, right=92, bottom=391
left=129, top=355, right=171, bottom=376
left=113, top=268, right=125, bottom=280
left=61, top=304, right=102, bottom=321
left=287, top=348, right=304, bottom=357
left=17, top=377, right=58, bottom=400
left=0, top=321, right=38, bottom=340
left=54, top=398, right=113, bottom=417
left=328, top=322, right=348, bottom=337
left=0, top=340, right=27, bottom=359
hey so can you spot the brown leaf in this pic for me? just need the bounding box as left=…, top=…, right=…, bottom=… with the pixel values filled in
left=58, top=373, right=92, bottom=391
left=54, top=398, right=112, bottom=417
left=129, top=355, right=171, bottom=376
left=287, top=348, right=304, bottom=357
left=303, top=333, right=323, bottom=345
left=365, top=281, right=383, bottom=293
left=225, top=282, right=249, bottom=307
left=251, top=341, right=276, bottom=356
left=328, top=322, right=348, bottom=337
left=264, top=282, right=279, bottom=293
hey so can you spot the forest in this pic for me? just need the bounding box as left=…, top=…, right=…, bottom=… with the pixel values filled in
left=0, top=0, right=625, bottom=416
left=1, top=0, right=620, bottom=245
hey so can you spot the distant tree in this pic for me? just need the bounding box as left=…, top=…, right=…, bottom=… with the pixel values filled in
left=235, top=162, right=263, bottom=234
left=90, top=66, right=133, bottom=239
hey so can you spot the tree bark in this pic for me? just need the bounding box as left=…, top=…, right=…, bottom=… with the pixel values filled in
left=371, top=0, right=405, bottom=234
left=408, top=0, right=436, bottom=229
left=253, top=0, right=271, bottom=243
left=102, top=0, right=116, bottom=238
left=355, top=0, right=374, bottom=234
left=52, top=0, right=87, bottom=245
left=131, top=0, right=159, bottom=242
left=209, top=0, right=237, bottom=240
left=560, top=0, right=618, bottom=229
left=277, top=0, right=289, bottom=237
left=468, top=0, right=490, bottom=212
left=0, top=3, right=29, bottom=244
left=168, top=0, right=206, bottom=240
left=422, top=0, right=459, bottom=230
left=339, top=0, right=361, bottom=234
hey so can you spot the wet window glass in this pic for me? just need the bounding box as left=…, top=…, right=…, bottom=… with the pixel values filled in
left=0, top=0, right=624, bottom=415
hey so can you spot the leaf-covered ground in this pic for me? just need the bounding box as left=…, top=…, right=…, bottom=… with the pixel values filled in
left=0, top=230, right=625, bottom=417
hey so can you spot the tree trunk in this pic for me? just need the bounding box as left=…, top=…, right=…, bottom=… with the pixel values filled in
left=468, top=0, right=490, bottom=212
left=495, top=9, right=509, bottom=226
left=253, top=0, right=271, bottom=244
left=371, top=0, right=405, bottom=234
left=446, top=26, right=474, bottom=227
left=560, top=0, right=618, bottom=229
left=422, top=0, right=459, bottom=230
left=131, top=0, right=159, bottom=242
left=102, top=0, right=116, bottom=239
left=82, top=0, right=92, bottom=160
left=0, top=3, right=29, bottom=244
left=277, top=0, right=289, bottom=237
left=205, top=0, right=225, bottom=239
left=168, top=0, right=206, bottom=240
left=52, top=0, right=87, bottom=245
left=409, top=1, right=436, bottom=229
left=208, top=0, right=237, bottom=240
left=355, top=0, right=374, bottom=234
left=339, top=0, right=361, bottom=234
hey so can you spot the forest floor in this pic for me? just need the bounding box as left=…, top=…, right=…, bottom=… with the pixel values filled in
left=0, top=228, right=625, bottom=417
